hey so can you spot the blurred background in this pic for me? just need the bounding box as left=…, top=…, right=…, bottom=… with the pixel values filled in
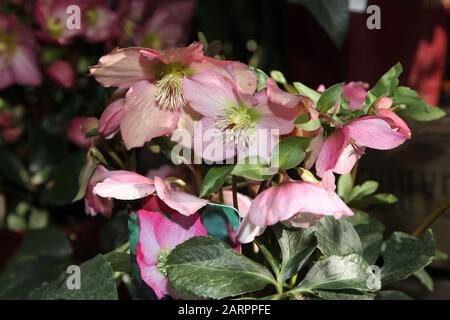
left=1, top=0, right=450, bottom=299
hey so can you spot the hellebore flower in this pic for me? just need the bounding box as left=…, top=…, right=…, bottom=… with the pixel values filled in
left=0, top=15, right=42, bottom=89
left=237, top=180, right=353, bottom=243
left=183, top=72, right=293, bottom=161
left=82, top=0, right=118, bottom=43
left=45, top=60, right=75, bottom=88
left=93, top=170, right=208, bottom=216
left=90, top=42, right=257, bottom=149
left=374, top=96, right=412, bottom=139
left=134, top=0, right=196, bottom=49
left=67, top=116, right=98, bottom=149
left=136, top=210, right=207, bottom=299
left=85, top=165, right=113, bottom=218
left=98, top=96, right=126, bottom=139
left=342, top=82, right=369, bottom=111
left=35, top=0, right=84, bottom=44
left=316, top=116, right=407, bottom=190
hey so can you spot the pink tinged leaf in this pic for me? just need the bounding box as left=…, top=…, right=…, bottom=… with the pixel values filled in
left=315, top=128, right=350, bottom=177
left=93, top=170, right=155, bottom=200
left=98, top=98, right=126, bottom=138
left=183, top=71, right=238, bottom=117
left=120, top=81, right=179, bottom=150
left=346, top=116, right=407, bottom=150
left=89, top=47, right=156, bottom=88
left=153, top=176, right=208, bottom=216
left=376, top=109, right=412, bottom=139
left=10, top=46, right=42, bottom=86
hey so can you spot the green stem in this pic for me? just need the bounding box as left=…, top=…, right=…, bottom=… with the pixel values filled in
left=412, top=194, right=450, bottom=237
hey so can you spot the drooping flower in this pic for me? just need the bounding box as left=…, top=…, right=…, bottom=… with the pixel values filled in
left=136, top=210, right=207, bottom=299
left=316, top=116, right=407, bottom=190
left=93, top=170, right=208, bottom=216
left=97, top=95, right=126, bottom=139
left=237, top=180, right=353, bottom=243
left=183, top=72, right=293, bottom=161
left=0, top=15, right=41, bottom=89
left=35, top=0, right=84, bottom=44
left=374, top=96, right=412, bottom=139
left=45, top=60, right=75, bottom=88
left=85, top=165, right=114, bottom=218
left=90, top=42, right=257, bottom=149
left=67, top=116, right=97, bottom=149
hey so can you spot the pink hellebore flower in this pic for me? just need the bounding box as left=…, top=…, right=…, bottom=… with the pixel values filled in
left=183, top=72, right=294, bottom=161
left=374, top=96, right=412, bottom=139
left=135, top=0, right=197, bottom=49
left=342, top=82, right=369, bottom=111
left=90, top=42, right=257, bottom=149
left=93, top=170, right=208, bottom=216
left=237, top=181, right=353, bottom=243
left=137, top=210, right=207, bottom=299
left=67, top=116, right=97, bottom=149
left=35, top=0, right=84, bottom=44
left=316, top=116, right=407, bottom=190
left=45, top=60, right=75, bottom=88
left=98, top=97, right=126, bottom=139
left=0, top=15, right=42, bottom=89
left=85, top=165, right=113, bottom=218
left=83, top=0, right=118, bottom=43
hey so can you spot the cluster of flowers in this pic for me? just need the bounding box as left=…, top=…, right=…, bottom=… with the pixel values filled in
left=0, top=0, right=196, bottom=90
left=85, top=42, right=412, bottom=298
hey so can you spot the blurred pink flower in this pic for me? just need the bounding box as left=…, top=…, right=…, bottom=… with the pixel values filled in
left=85, top=165, right=113, bottom=218
left=90, top=42, right=257, bottom=149
left=237, top=181, right=353, bottom=243
left=35, top=0, right=84, bottom=44
left=316, top=116, right=407, bottom=190
left=93, top=170, right=208, bottom=216
left=83, top=0, right=118, bottom=43
left=67, top=116, right=97, bottom=149
left=136, top=210, right=207, bottom=299
left=183, top=72, right=292, bottom=161
left=0, top=15, right=42, bottom=89
left=45, top=60, right=75, bottom=88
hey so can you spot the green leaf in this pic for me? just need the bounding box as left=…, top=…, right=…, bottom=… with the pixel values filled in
left=346, top=180, right=379, bottom=203
left=270, top=70, right=287, bottom=85
left=350, top=193, right=398, bottom=209
left=397, top=103, right=446, bottom=121
left=288, top=0, right=349, bottom=48
left=166, top=236, right=275, bottom=299
left=313, top=290, right=375, bottom=300
left=293, top=82, right=321, bottom=103
left=296, top=254, right=379, bottom=292
left=271, top=137, right=309, bottom=170
left=314, top=216, right=362, bottom=257
left=317, top=82, right=344, bottom=113
left=294, top=113, right=321, bottom=131
left=364, top=63, right=403, bottom=110
left=413, top=268, right=433, bottom=291
left=232, top=157, right=274, bottom=181
left=375, top=290, right=413, bottom=300
left=197, top=31, right=209, bottom=52
left=200, top=165, right=234, bottom=197
left=381, top=230, right=436, bottom=285
left=272, top=225, right=316, bottom=281
left=0, top=227, right=72, bottom=299
left=73, top=152, right=97, bottom=202
left=0, top=147, right=29, bottom=189
left=29, top=254, right=118, bottom=300
left=104, top=252, right=131, bottom=273
left=346, top=212, right=385, bottom=265
left=250, top=66, right=269, bottom=92
left=128, top=213, right=139, bottom=255
left=337, top=174, right=353, bottom=199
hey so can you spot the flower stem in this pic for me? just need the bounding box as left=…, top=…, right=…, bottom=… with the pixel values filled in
left=232, top=175, right=239, bottom=211
left=412, top=195, right=450, bottom=237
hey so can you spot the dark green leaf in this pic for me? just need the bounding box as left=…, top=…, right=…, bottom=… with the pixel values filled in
left=200, top=165, right=234, bottom=197
left=73, top=151, right=97, bottom=202
left=413, top=268, right=433, bottom=291
left=313, top=290, right=375, bottom=300
left=201, top=203, right=240, bottom=243
left=381, top=230, right=436, bottom=285
left=167, top=236, right=275, bottom=299
left=364, top=63, right=403, bottom=110
left=375, top=290, right=413, bottom=300
left=0, top=147, right=29, bottom=189
left=128, top=213, right=139, bottom=255
left=317, top=82, right=345, bottom=113
left=271, top=137, right=309, bottom=170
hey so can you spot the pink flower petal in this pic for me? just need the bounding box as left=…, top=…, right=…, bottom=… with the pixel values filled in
left=93, top=170, right=155, bottom=200
left=333, top=144, right=363, bottom=174
left=120, top=81, right=179, bottom=149
left=346, top=116, right=406, bottom=150
left=136, top=263, right=168, bottom=299
left=90, top=47, right=156, bottom=88
left=183, top=71, right=238, bottom=117
left=342, top=82, right=368, bottom=111
left=236, top=215, right=266, bottom=244
left=98, top=98, right=126, bottom=138
left=222, top=190, right=252, bottom=217
left=315, top=127, right=350, bottom=177
left=154, top=176, right=208, bottom=216
left=266, top=78, right=301, bottom=119
left=376, top=109, right=412, bottom=139
left=10, top=46, right=42, bottom=86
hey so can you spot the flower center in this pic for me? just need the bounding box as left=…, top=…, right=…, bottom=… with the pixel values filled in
left=85, top=9, right=98, bottom=27
left=155, top=71, right=186, bottom=112
left=215, top=102, right=260, bottom=147
left=349, top=139, right=365, bottom=157
left=47, top=16, right=64, bottom=39
left=156, top=249, right=171, bottom=276
left=0, top=32, right=16, bottom=68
